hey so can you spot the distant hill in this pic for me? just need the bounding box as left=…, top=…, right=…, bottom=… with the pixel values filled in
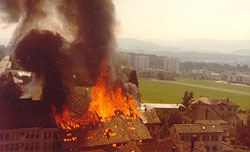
left=232, top=49, right=250, bottom=55
left=116, top=38, right=184, bottom=53
left=148, top=39, right=250, bottom=53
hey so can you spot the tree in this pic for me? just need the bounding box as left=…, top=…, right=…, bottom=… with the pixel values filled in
left=182, top=90, right=194, bottom=107
left=236, top=115, right=250, bottom=148
left=128, top=70, right=139, bottom=88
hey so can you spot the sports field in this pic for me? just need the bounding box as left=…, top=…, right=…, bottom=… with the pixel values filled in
left=138, top=78, right=250, bottom=110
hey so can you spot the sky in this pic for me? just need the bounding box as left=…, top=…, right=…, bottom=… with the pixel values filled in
left=1, top=0, right=250, bottom=45
left=113, top=0, right=250, bottom=40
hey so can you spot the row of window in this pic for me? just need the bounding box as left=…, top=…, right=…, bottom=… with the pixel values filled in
left=0, top=131, right=57, bottom=141
left=205, top=145, right=217, bottom=152
left=180, top=134, right=219, bottom=142
left=0, top=142, right=57, bottom=152
left=218, top=106, right=236, bottom=112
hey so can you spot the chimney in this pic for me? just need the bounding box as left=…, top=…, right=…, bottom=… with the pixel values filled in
left=190, top=135, right=197, bottom=152
left=205, top=109, right=209, bottom=120
left=227, top=98, right=229, bottom=103
left=172, top=146, right=176, bottom=152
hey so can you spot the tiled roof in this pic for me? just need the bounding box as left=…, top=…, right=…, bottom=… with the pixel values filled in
left=139, top=108, right=161, bottom=124
left=182, top=104, right=227, bottom=124
left=60, top=117, right=152, bottom=148
left=0, top=99, right=56, bottom=130
left=190, top=97, right=238, bottom=107
left=171, top=124, right=224, bottom=134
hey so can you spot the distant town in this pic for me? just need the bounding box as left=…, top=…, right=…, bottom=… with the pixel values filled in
left=1, top=44, right=250, bottom=152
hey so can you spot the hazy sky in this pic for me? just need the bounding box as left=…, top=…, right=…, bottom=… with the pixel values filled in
left=1, top=0, right=250, bottom=44
left=113, top=0, right=250, bottom=40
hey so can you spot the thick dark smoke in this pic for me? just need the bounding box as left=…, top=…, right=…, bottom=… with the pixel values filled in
left=15, top=30, right=67, bottom=112
left=0, top=0, right=116, bottom=114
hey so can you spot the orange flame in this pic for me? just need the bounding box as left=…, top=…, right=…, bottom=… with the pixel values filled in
left=53, top=69, right=140, bottom=130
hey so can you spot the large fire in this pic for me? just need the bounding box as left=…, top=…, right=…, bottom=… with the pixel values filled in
left=52, top=69, right=140, bottom=131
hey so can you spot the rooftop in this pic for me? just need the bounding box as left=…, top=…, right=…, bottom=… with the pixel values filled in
left=170, top=124, right=224, bottom=134
left=182, top=104, right=227, bottom=124
left=139, top=108, right=161, bottom=124
left=141, top=103, right=184, bottom=109
left=190, top=97, right=238, bottom=107
left=0, top=99, right=56, bottom=130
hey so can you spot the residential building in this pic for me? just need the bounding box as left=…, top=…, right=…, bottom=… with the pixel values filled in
left=135, top=55, right=149, bottom=70
left=139, top=108, right=161, bottom=140
left=209, top=73, right=222, bottom=81
left=190, top=97, right=239, bottom=119
left=182, top=105, right=229, bottom=140
left=169, top=124, right=224, bottom=152
left=163, top=57, right=179, bottom=74
left=0, top=99, right=59, bottom=152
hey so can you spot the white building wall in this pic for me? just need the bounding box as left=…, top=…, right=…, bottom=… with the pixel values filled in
left=163, top=57, right=179, bottom=74
left=135, top=55, right=149, bottom=70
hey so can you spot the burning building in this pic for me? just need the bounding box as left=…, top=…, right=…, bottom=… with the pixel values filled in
left=0, top=0, right=152, bottom=150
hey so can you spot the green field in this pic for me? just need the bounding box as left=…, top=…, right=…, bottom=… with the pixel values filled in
left=138, top=78, right=250, bottom=110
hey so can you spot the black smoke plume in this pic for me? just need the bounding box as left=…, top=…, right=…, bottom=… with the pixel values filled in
left=0, top=0, right=116, bottom=114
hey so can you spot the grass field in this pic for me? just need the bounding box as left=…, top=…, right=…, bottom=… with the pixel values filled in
left=138, top=78, right=250, bottom=110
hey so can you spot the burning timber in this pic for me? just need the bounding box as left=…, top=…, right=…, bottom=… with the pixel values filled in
left=58, top=116, right=151, bottom=150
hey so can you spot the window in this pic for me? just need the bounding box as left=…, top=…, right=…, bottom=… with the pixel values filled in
left=31, top=132, right=34, bottom=139
left=10, top=144, right=14, bottom=151
left=15, top=144, right=19, bottom=151
left=25, top=132, right=29, bottom=139
left=212, top=145, right=217, bottom=151
left=44, top=132, right=47, bottom=139
left=4, top=145, right=8, bottom=151
left=48, top=142, right=52, bottom=150
left=228, top=107, right=232, bottom=111
left=48, top=132, right=52, bottom=138
left=30, top=142, right=33, bottom=150
left=196, top=135, right=200, bottom=141
left=16, top=132, right=19, bottom=140
left=5, top=133, right=9, bottom=140
left=10, top=133, right=15, bottom=141
left=219, top=107, right=224, bottom=111
left=20, top=132, right=25, bottom=138
left=211, top=135, right=218, bottom=141
left=0, top=134, right=3, bottom=141
left=35, top=142, right=39, bottom=150
left=181, top=136, right=185, bottom=140
left=202, top=135, right=209, bottom=141
left=53, top=132, right=57, bottom=138
left=43, top=143, right=47, bottom=150
left=35, top=131, right=39, bottom=138
left=205, top=146, right=209, bottom=152
left=25, top=143, right=29, bottom=150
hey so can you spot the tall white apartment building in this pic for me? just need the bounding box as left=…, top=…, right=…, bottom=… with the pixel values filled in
left=135, top=55, right=149, bottom=70
left=163, top=57, right=179, bottom=74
